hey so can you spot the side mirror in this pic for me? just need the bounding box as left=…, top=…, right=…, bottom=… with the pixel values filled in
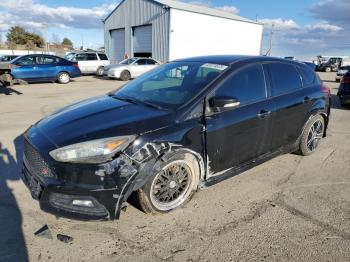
left=209, top=96, right=240, bottom=112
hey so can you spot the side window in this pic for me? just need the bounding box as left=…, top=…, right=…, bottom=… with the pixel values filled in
left=17, top=56, right=36, bottom=65
left=297, top=65, right=315, bottom=86
left=194, top=66, right=222, bottom=85
left=87, top=53, right=98, bottom=61
left=98, top=54, right=108, bottom=60
left=75, top=53, right=88, bottom=61
left=214, top=64, right=266, bottom=105
left=42, top=56, right=59, bottom=64
left=146, top=59, right=157, bottom=65
left=136, top=59, right=147, bottom=65
left=268, top=63, right=302, bottom=95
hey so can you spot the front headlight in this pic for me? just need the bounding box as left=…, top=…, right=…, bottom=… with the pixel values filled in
left=49, top=135, right=136, bottom=164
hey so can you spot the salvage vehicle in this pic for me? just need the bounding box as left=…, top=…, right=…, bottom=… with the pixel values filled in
left=22, top=55, right=331, bottom=220
left=0, top=55, right=19, bottom=62
left=104, top=57, right=161, bottom=81
left=316, top=56, right=350, bottom=72
left=0, top=54, right=81, bottom=85
left=65, top=51, right=110, bottom=76
left=335, top=66, right=350, bottom=82
left=338, top=71, right=350, bottom=106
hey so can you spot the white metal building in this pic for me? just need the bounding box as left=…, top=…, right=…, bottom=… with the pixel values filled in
left=103, top=0, right=263, bottom=63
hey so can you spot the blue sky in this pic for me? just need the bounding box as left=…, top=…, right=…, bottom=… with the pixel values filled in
left=0, top=0, right=349, bottom=59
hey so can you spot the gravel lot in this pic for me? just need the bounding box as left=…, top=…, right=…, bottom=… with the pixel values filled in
left=1, top=73, right=350, bottom=262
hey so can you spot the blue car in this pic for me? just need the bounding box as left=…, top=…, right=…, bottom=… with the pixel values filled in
left=10, top=54, right=81, bottom=84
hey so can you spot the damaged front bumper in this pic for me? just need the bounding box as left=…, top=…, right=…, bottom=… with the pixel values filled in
left=22, top=136, right=138, bottom=220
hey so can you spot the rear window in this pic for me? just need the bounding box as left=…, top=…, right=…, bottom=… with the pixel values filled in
left=297, top=65, right=316, bottom=86
left=268, top=63, right=302, bottom=96
left=98, top=53, right=108, bottom=60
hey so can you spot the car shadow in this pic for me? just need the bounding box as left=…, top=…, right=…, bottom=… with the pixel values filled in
left=331, top=94, right=350, bottom=110
left=0, top=85, right=23, bottom=95
left=0, top=136, right=28, bottom=261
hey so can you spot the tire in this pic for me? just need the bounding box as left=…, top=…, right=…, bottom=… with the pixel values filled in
left=120, top=70, right=131, bottom=81
left=298, top=115, right=325, bottom=156
left=57, top=72, right=70, bottom=84
left=325, top=67, right=332, bottom=73
left=137, top=153, right=200, bottom=214
left=96, top=66, right=104, bottom=76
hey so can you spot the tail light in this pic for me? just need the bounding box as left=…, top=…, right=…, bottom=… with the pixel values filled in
left=73, top=63, right=79, bottom=68
left=341, top=76, right=350, bottom=84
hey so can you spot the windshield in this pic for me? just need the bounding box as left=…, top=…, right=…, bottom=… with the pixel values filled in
left=120, top=58, right=138, bottom=65
left=112, top=62, right=228, bottom=110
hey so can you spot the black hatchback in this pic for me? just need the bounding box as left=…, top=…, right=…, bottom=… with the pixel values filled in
left=22, top=56, right=331, bottom=220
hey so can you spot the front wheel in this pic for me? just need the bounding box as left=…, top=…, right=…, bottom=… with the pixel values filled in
left=298, top=115, right=325, bottom=156
left=57, top=72, right=70, bottom=84
left=137, top=153, right=200, bottom=214
left=120, top=70, right=131, bottom=81
left=325, top=67, right=332, bottom=73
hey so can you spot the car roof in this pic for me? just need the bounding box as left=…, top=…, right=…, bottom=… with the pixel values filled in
left=172, top=55, right=308, bottom=67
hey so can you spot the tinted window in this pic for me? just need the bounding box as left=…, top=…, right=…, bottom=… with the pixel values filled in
left=297, top=65, right=315, bottom=86
left=136, top=59, right=148, bottom=65
left=268, top=63, right=302, bottom=95
left=98, top=53, right=108, bottom=60
left=146, top=59, right=157, bottom=65
left=214, top=64, right=266, bottom=105
left=87, top=53, right=98, bottom=61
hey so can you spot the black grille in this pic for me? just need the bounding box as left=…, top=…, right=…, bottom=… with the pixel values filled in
left=23, top=139, right=55, bottom=178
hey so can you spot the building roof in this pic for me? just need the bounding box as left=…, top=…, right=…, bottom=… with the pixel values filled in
left=154, top=0, right=259, bottom=24
left=104, top=0, right=260, bottom=25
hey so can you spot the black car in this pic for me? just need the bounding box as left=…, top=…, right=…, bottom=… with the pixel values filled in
left=22, top=56, right=331, bottom=220
left=338, top=70, right=350, bottom=106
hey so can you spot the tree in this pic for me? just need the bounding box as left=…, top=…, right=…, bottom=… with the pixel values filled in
left=62, top=37, right=73, bottom=47
left=25, top=40, right=35, bottom=52
left=6, top=26, right=27, bottom=45
left=8, top=41, right=16, bottom=55
left=6, top=26, right=44, bottom=48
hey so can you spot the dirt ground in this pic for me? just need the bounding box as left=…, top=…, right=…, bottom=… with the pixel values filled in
left=0, top=73, right=349, bottom=262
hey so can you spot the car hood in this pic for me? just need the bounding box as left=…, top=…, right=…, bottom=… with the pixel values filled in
left=35, top=95, right=173, bottom=147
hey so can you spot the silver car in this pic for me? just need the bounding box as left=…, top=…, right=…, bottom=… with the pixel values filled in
left=104, top=57, right=161, bottom=81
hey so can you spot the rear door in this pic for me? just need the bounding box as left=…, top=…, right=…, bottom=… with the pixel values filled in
left=266, top=62, right=310, bottom=151
left=36, top=56, right=60, bottom=80
left=74, top=53, right=89, bottom=73
left=205, top=63, right=274, bottom=175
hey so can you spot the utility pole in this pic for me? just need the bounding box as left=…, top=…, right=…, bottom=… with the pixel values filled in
left=266, top=22, right=275, bottom=56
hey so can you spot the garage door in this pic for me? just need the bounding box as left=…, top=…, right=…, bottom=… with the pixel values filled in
left=110, top=28, right=125, bottom=63
left=133, top=25, right=152, bottom=55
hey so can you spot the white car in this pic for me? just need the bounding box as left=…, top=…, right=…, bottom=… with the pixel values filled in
left=65, top=52, right=110, bottom=76
left=104, top=57, right=161, bottom=81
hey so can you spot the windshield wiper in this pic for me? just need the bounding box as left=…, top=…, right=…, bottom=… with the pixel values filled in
left=112, top=95, right=163, bottom=110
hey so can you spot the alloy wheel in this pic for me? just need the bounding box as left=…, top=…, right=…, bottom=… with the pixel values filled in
left=150, top=160, right=192, bottom=211
left=307, top=120, right=323, bottom=152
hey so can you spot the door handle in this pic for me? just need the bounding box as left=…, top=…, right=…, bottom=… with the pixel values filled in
left=257, top=109, right=271, bottom=118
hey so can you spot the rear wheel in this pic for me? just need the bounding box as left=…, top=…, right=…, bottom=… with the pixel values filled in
left=96, top=66, right=104, bottom=76
left=57, top=72, right=70, bottom=84
left=325, top=67, right=332, bottom=73
left=120, top=70, right=131, bottom=81
left=137, top=153, right=200, bottom=214
left=298, top=115, right=325, bottom=156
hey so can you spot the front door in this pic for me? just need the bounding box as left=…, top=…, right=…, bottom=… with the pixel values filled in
left=12, top=55, right=39, bottom=80
left=205, top=63, right=274, bottom=175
